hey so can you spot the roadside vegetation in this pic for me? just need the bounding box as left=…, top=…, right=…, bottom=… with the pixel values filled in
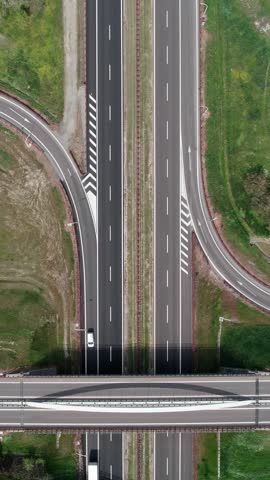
left=124, top=0, right=153, bottom=373
left=0, top=124, right=77, bottom=372
left=205, top=0, right=270, bottom=280
left=0, top=433, right=76, bottom=480
left=197, top=432, right=270, bottom=480
left=0, top=0, right=64, bottom=121
left=195, top=244, right=270, bottom=373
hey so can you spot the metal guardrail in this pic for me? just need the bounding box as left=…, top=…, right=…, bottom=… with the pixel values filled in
left=1, top=396, right=270, bottom=409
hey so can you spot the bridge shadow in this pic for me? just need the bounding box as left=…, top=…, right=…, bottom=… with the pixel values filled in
left=9, top=344, right=255, bottom=377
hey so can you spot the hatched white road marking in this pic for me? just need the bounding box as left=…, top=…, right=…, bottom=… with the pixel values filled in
left=86, top=95, right=97, bottom=196
left=180, top=197, right=191, bottom=275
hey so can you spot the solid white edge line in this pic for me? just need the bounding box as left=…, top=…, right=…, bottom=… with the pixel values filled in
left=153, top=0, right=157, bottom=375
left=179, top=0, right=182, bottom=374
left=179, top=432, right=181, bottom=480
left=6, top=377, right=270, bottom=384
left=1, top=420, right=260, bottom=427
left=153, top=431, right=156, bottom=480
left=96, top=0, right=99, bottom=374
left=97, top=432, right=100, bottom=467
left=122, top=433, right=125, bottom=479
left=85, top=433, right=89, bottom=478
left=120, top=0, right=124, bottom=372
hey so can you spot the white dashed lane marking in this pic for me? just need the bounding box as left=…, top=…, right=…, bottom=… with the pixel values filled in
left=85, top=94, right=97, bottom=196
left=180, top=197, right=191, bottom=275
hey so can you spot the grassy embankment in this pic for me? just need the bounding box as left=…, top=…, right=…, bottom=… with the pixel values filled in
left=0, top=124, right=76, bottom=372
left=198, top=432, right=270, bottom=480
left=124, top=0, right=153, bottom=373
left=0, top=433, right=76, bottom=480
left=196, top=271, right=270, bottom=373
left=205, top=0, right=270, bottom=279
left=0, top=0, right=64, bottom=121
left=197, top=4, right=270, bottom=474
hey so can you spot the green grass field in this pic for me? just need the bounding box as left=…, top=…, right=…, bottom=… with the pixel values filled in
left=197, top=433, right=217, bottom=480
left=205, top=0, right=270, bottom=278
left=0, top=288, right=63, bottom=370
left=198, top=432, right=270, bottom=480
left=0, top=433, right=76, bottom=479
left=196, top=273, right=270, bottom=373
left=221, top=324, right=270, bottom=370
left=0, top=0, right=64, bottom=121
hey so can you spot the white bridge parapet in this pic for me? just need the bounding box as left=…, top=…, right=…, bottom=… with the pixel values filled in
left=25, top=399, right=254, bottom=414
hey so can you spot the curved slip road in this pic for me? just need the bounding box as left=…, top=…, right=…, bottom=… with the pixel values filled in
left=181, top=0, right=270, bottom=311
left=0, top=94, right=98, bottom=374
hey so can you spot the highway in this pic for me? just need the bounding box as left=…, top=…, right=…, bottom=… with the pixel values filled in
left=96, top=0, right=123, bottom=376
left=86, top=0, right=123, bottom=375
left=86, top=0, right=123, bottom=476
left=154, top=0, right=193, bottom=477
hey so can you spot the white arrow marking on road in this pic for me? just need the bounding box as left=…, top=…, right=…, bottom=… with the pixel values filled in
left=10, top=108, right=30, bottom=123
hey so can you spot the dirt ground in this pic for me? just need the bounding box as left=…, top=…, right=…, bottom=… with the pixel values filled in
left=58, top=0, right=86, bottom=173
left=0, top=122, right=79, bottom=371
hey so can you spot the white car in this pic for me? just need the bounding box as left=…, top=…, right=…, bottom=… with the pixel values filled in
left=87, top=329, right=95, bottom=348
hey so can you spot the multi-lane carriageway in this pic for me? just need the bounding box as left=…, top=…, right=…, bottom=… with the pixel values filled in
left=1, top=375, right=270, bottom=430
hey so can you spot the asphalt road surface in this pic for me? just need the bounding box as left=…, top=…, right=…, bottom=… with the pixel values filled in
left=0, top=375, right=268, bottom=399
left=97, top=0, right=123, bottom=375
left=86, top=0, right=123, bottom=476
left=87, top=432, right=122, bottom=480
left=154, top=0, right=193, bottom=477
left=0, top=374, right=268, bottom=428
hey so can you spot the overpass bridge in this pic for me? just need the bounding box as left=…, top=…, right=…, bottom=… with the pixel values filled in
left=0, top=375, right=270, bottom=431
